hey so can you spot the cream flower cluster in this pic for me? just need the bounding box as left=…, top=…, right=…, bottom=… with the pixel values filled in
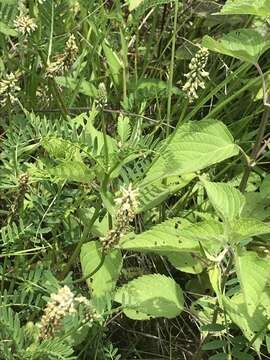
left=66, top=34, right=79, bottom=61
left=0, top=72, right=21, bottom=107
left=115, top=184, right=139, bottom=225
left=14, top=15, right=37, bottom=35
left=46, top=34, right=79, bottom=78
left=39, top=286, right=100, bottom=340
left=39, top=286, right=76, bottom=339
left=182, top=47, right=209, bottom=102
left=101, top=184, right=139, bottom=252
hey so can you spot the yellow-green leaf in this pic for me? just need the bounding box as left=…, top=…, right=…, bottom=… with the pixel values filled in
left=203, top=29, right=270, bottom=64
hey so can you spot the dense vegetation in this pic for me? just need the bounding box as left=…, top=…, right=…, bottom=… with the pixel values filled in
left=1, top=0, right=270, bottom=359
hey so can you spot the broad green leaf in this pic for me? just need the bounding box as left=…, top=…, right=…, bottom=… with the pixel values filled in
left=202, top=340, right=225, bottom=351
left=223, top=293, right=266, bottom=351
left=0, top=21, right=17, bottom=36
left=114, top=274, right=184, bottom=319
left=49, top=161, right=94, bottom=183
left=232, top=352, right=254, bottom=360
left=202, top=29, right=270, bottom=64
left=166, top=252, right=204, bottom=274
left=259, top=290, right=270, bottom=319
left=102, top=43, right=123, bottom=86
left=131, top=78, right=183, bottom=99
left=266, top=335, right=270, bottom=353
left=220, top=0, right=270, bottom=17
left=202, top=181, right=245, bottom=223
left=128, top=0, right=144, bottom=11
left=254, top=74, right=270, bottom=101
left=260, top=175, right=270, bottom=198
left=191, top=296, right=225, bottom=328
left=55, top=76, right=98, bottom=97
left=186, top=272, right=212, bottom=294
left=235, top=250, right=270, bottom=315
left=80, top=241, right=122, bottom=313
left=208, top=265, right=222, bottom=302
left=209, top=354, right=229, bottom=360
left=242, top=192, right=270, bottom=220
left=178, top=219, right=226, bottom=257
left=77, top=208, right=108, bottom=237
left=119, top=218, right=199, bottom=254
left=231, top=218, right=270, bottom=243
left=120, top=308, right=150, bottom=320
left=119, top=219, right=225, bottom=258
left=129, top=0, right=175, bottom=18
left=0, top=0, right=17, bottom=4
left=201, top=324, right=226, bottom=332
left=144, top=119, right=239, bottom=184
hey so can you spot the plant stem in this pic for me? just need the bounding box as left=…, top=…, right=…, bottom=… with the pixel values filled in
left=255, top=63, right=270, bottom=108
left=166, top=0, right=179, bottom=136
left=240, top=63, right=270, bottom=192
left=192, top=255, right=234, bottom=360
left=240, top=99, right=270, bottom=192
left=73, top=252, right=106, bottom=284
left=102, top=115, right=109, bottom=170
left=244, top=318, right=270, bottom=352
left=37, top=49, right=68, bottom=118
left=60, top=205, right=100, bottom=280
left=120, top=27, right=128, bottom=104
left=1, top=256, right=7, bottom=293
left=47, top=0, right=54, bottom=64
left=157, top=4, right=168, bottom=58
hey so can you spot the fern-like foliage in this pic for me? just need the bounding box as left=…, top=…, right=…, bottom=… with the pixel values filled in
left=0, top=306, right=25, bottom=359
left=0, top=0, right=17, bottom=30
left=26, top=339, right=75, bottom=360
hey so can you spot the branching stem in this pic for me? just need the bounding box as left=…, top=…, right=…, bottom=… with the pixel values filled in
left=72, top=252, right=106, bottom=284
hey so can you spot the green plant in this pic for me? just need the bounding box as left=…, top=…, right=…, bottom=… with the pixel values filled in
left=1, top=0, right=270, bottom=359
